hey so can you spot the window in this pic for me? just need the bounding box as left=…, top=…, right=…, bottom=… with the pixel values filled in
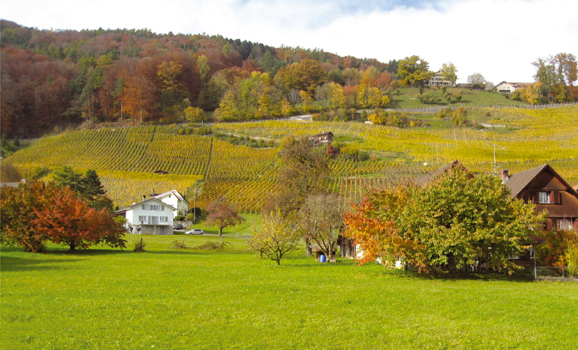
left=149, top=216, right=159, bottom=225
left=538, top=191, right=561, bottom=204
left=558, top=219, right=574, bottom=231
left=154, top=205, right=163, bottom=211
left=539, top=192, right=551, bottom=204
left=160, top=216, right=168, bottom=223
left=138, top=216, right=147, bottom=223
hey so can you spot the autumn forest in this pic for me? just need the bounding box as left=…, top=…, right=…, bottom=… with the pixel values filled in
left=0, top=20, right=403, bottom=138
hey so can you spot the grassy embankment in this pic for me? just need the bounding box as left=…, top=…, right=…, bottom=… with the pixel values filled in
left=2, top=236, right=578, bottom=349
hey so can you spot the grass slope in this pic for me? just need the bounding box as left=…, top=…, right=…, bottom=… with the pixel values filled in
left=2, top=237, right=578, bottom=349
left=387, top=87, right=521, bottom=109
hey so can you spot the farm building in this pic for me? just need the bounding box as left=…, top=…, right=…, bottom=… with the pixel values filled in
left=502, top=165, right=578, bottom=232
left=309, top=131, right=333, bottom=145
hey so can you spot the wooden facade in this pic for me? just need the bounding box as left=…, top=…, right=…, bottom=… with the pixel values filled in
left=503, top=164, right=578, bottom=232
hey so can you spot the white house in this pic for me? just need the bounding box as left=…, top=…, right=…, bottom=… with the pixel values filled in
left=427, top=72, right=452, bottom=87
left=150, top=189, right=189, bottom=217
left=495, top=81, right=531, bottom=94
left=116, top=198, right=176, bottom=235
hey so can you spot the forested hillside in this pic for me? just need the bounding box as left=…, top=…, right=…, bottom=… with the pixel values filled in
left=1, top=20, right=398, bottom=137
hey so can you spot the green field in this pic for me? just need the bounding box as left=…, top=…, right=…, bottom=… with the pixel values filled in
left=2, top=236, right=578, bottom=349
left=387, top=87, right=521, bottom=109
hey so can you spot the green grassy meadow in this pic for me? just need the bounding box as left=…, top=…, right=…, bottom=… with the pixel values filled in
left=2, top=235, right=578, bottom=349
left=387, top=88, right=521, bottom=109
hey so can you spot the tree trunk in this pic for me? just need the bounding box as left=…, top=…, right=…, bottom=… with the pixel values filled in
left=69, top=242, right=76, bottom=251
left=305, top=238, right=312, bottom=256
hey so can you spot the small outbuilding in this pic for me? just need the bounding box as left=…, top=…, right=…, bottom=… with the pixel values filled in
left=309, top=131, right=333, bottom=145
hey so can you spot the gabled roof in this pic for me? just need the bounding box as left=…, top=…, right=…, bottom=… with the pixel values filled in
left=152, top=189, right=189, bottom=204
left=504, top=164, right=578, bottom=199
left=413, top=160, right=467, bottom=187
left=310, top=131, right=333, bottom=138
left=115, top=198, right=177, bottom=213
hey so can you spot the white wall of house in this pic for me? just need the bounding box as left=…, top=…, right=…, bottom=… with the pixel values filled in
left=154, top=191, right=189, bottom=216
left=125, top=199, right=174, bottom=235
left=495, top=82, right=529, bottom=94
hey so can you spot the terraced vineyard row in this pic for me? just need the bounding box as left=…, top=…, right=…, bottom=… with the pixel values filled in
left=99, top=171, right=203, bottom=208
left=5, top=106, right=577, bottom=212
left=213, top=106, right=578, bottom=171
left=207, top=139, right=279, bottom=180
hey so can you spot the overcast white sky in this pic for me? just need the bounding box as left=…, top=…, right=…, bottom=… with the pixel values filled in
left=3, top=0, right=577, bottom=84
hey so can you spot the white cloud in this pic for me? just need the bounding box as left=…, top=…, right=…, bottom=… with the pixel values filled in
left=3, top=0, right=577, bottom=83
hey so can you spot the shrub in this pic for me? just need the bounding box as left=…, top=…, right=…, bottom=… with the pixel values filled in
left=133, top=237, right=146, bottom=252
left=191, top=241, right=232, bottom=250
left=170, top=238, right=187, bottom=249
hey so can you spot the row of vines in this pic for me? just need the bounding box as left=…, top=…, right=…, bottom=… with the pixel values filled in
left=5, top=106, right=578, bottom=212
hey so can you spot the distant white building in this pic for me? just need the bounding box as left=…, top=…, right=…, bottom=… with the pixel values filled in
left=115, top=189, right=189, bottom=235
left=495, top=81, right=531, bottom=94
left=427, top=72, right=452, bottom=87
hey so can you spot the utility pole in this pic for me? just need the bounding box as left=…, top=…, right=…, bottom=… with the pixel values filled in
left=483, top=140, right=505, bottom=174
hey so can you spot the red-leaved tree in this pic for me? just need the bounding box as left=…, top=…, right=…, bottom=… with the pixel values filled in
left=0, top=180, right=126, bottom=252
left=33, top=185, right=126, bottom=251
left=205, top=196, right=244, bottom=237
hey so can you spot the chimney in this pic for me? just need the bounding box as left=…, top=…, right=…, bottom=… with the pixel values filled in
left=500, top=169, right=510, bottom=182
left=142, top=195, right=146, bottom=202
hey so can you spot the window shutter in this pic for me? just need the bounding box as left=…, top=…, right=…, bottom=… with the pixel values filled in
left=549, top=191, right=555, bottom=203
left=546, top=219, right=553, bottom=230
left=554, top=192, right=561, bottom=204
left=532, top=191, right=538, bottom=204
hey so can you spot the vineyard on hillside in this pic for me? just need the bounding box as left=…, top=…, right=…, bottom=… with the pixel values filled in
left=4, top=106, right=578, bottom=212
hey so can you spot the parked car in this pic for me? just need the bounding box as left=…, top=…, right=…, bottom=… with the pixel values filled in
left=185, top=228, right=204, bottom=235
left=173, top=224, right=184, bottom=230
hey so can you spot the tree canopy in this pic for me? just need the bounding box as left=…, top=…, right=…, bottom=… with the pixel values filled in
left=0, top=180, right=126, bottom=252
left=205, top=196, right=244, bottom=237
left=344, top=168, right=546, bottom=274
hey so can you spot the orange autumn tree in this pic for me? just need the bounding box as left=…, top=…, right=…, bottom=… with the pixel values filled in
left=33, top=184, right=126, bottom=251
left=343, top=187, right=427, bottom=270
left=1, top=181, right=51, bottom=252
left=0, top=181, right=126, bottom=252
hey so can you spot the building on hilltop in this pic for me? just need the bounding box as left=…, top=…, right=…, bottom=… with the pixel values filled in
left=426, top=72, right=452, bottom=87
left=495, top=81, right=532, bottom=94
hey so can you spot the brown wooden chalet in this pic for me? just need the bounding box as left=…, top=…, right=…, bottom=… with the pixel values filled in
left=502, top=164, right=578, bottom=232
left=309, top=131, right=333, bottom=146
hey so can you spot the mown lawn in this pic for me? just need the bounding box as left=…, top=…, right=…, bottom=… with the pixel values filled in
left=2, top=235, right=577, bottom=349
